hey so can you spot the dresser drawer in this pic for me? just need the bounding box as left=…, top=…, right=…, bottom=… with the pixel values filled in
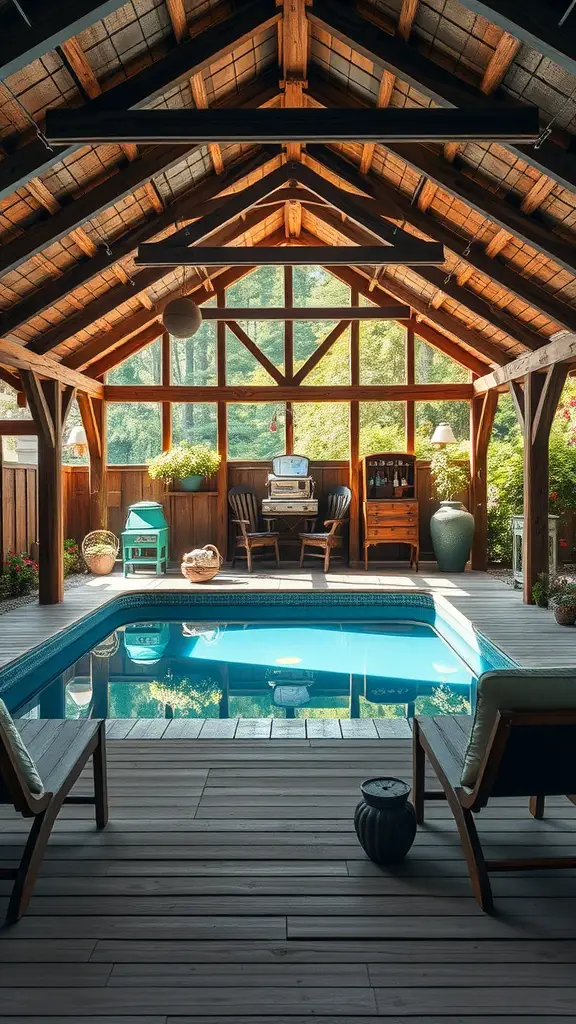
left=366, top=501, right=417, bottom=518
left=367, top=511, right=418, bottom=527
left=366, top=526, right=419, bottom=542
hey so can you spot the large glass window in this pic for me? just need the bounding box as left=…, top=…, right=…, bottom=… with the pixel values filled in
left=415, top=400, right=470, bottom=458
left=107, top=403, right=162, bottom=464
left=225, top=323, right=283, bottom=384
left=107, top=337, right=161, bottom=384
left=0, top=381, right=33, bottom=461
left=415, top=335, right=470, bottom=384
left=360, top=320, right=406, bottom=384
left=297, top=324, right=350, bottom=386
left=171, top=299, right=217, bottom=386
left=226, top=267, right=284, bottom=307
left=227, top=404, right=285, bottom=460
left=62, top=398, right=88, bottom=465
left=172, top=404, right=217, bottom=448
left=293, top=403, right=349, bottom=459
left=359, top=402, right=406, bottom=457
left=293, top=266, right=350, bottom=306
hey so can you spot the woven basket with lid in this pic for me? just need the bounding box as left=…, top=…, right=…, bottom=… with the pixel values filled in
left=181, top=544, right=222, bottom=583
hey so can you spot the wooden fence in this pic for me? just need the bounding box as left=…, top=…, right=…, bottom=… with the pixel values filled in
left=1, top=460, right=573, bottom=565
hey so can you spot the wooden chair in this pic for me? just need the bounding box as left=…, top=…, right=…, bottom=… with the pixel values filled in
left=299, top=486, right=351, bottom=572
left=228, top=485, right=280, bottom=572
left=0, top=717, right=108, bottom=923
left=413, top=671, right=576, bottom=912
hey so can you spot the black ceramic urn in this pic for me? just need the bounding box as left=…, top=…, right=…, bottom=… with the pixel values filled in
left=354, top=777, right=417, bottom=865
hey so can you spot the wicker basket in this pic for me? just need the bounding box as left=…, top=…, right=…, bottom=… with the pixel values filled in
left=181, top=544, right=222, bottom=583
left=82, top=530, right=119, bottom=576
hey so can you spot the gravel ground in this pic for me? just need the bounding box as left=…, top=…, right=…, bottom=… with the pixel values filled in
left=0, top=572, right=94, bottom=616
left=487, top=564, right=576, bottom=588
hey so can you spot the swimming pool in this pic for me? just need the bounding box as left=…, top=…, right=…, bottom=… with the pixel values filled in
left=0, top=592, right=514, bottom=722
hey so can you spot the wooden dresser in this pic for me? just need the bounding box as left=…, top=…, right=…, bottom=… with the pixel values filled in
left=361, top=453, right=419, bottom=571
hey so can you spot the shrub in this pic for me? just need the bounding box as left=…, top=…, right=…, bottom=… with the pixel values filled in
left=148, top=442, right=221, bottom=482
left=430, top=447, right=469, bottom=502
left=64, top=538, right=84, bottom=577
left=0, top=551, right=38, bottom=597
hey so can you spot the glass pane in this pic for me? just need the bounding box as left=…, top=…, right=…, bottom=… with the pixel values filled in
left=225, top=326, right=279, bottom=386
left=359, top=403, right=406, bottom=457
left=299, top=327, right=350, bottom=386
left=226, top=267, right=284, bottom=307
left=172, top=404, right=217, bottom=448
left=107, top=403, right=162, bottom=464
left=293, top=266, right=350, bottom=306
left=293, top=403, right=349, bottom=459
left=415, top=400, right=470, bottom=458
left=228, top=404, right=285, bottom=460
left=0, top=381, right=33, bottom=460
left=415, top=336, right=470, bottom=384
left=107, top=337, right=161, bottom=384
left=62, top=398, right=88, bottom=465
left=360, top=321, right=406, bottom=384
left=171, top=321, right=217, bottom=386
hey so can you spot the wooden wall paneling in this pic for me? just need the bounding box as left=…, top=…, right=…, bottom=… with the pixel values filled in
left=349, top=288, right=360, bottom=565
left=62, top=466, right=90, bottom=546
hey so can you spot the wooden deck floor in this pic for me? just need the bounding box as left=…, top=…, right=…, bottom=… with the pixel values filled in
left=1, top=737, right=576, bottom=1021
left=1, top=563, right=576, bottom=671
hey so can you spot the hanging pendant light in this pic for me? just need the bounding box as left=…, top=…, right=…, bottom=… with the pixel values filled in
left=67, top=424, right=88, bottom=457
left=162, top=297, right=202, bottom=338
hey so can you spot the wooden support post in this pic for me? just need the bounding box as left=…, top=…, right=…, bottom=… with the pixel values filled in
left=523, top=366, right=568, bottom=603
left=349, top=288, right=360, bottom=566
left=284, top=267, right=294, bottom=453
left=20, top=373, right=66, bottom=604
left=161, top=332, right=172, bottom=451
left=216, top=290, right=228, bottom=560
left=405, top=322, right=415, bottom=454
left=470, top=390, right=498, bottom=571
left=0, top=442, right=4, bottom=561
left=78, top=394, right=107, bottom=532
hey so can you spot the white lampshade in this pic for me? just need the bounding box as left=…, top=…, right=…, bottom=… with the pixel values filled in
left=67, top=425, right=87, bottom=447
left=430, top=421, right=456, bottom=445
left=68, top=681, right=92, bottom=708
left=162, top=297, right=202, bottom=338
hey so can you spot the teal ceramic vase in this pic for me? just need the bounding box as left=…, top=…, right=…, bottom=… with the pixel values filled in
left=430, top=501, right=475, bottom=572
left=179, top=475, right=203, bottom=492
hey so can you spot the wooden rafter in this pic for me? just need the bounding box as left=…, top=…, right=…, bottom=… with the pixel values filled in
left=480, top=31, right=520, bottom=94
left=360, top=71, right=395, bottom=174
left=281, top=0, right=309, bottom=160
left=308, top=143, right=576, bottom=335
left=0, top=0, right=280, bottom=202
left=474, top=331, right=576, bottom=393
left=397, top=0, right=419, bottom=41
left=306, top=80, right=576, bottom=276
left=456, top=0, right=576, bottom=77
left=0, top=339, right=102, bottom=397
left=307, top=0, right=576, bottom=193
left=190, top=73, right=224, bottom=174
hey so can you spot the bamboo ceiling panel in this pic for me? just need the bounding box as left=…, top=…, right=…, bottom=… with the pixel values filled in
left=73, top=0, right=173, bottom=84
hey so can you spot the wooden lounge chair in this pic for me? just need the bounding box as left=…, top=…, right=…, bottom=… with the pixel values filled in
left=299, top=486, right=351, bottom=572
left=228, top=485, right=280, bottom=572
left=413, top=668, right=576, bottom=913
left=0, top=714, right=108, bottom=923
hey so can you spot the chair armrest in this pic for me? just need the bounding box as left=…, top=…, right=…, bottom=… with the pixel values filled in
left=323, top=518, right=344, bottom=526
left=231, top=518, right=251, bottom=525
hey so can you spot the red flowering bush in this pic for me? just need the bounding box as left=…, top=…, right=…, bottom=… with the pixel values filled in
left=0, top=551, right=39, bottom=598
left=64, top=538, right=84, bottom=577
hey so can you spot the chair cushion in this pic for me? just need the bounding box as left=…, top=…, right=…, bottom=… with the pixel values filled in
left=0, top=700, right=44, bottom=796
left=247, top=532, right=278, bottom=539
left=300, top=533, right=330, bottom=540
left=461, top=668, right=576, bottom=788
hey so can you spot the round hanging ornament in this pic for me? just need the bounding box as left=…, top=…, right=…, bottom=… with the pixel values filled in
left=162, top=297, right=202, bottom=338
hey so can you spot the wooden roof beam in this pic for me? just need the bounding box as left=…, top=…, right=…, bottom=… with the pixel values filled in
left=105, top=382, right=474, bottom=402
left=2, top=148, right=278, bottom=338
left=281, top=0, right=309, bottom=161
left=480, top=31, right=520, bottom=94
left=397, top=0, right=419, bottom=41
left=308, top=142, right=576, bottom=334
left=360, top=71, right=395, bottom=174
left=0, top=0, right=280, bottom=202
left=307, top=0, right=576, bottom=192
left=0, top=0, right=123, bottom=80
left=135, top=242, right=446, bottom=267
left=0, top=338, right=102, bottom=397
left=474, top=332, right=576, bottom=393
left=456, top=0, right=576, bottom=77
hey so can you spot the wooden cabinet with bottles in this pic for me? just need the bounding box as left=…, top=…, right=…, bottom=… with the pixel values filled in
left=361, top=453, right=419, bottom=571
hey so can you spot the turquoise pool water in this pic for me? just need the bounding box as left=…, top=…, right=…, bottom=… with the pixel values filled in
left=2, top=592, right=513, bottom=721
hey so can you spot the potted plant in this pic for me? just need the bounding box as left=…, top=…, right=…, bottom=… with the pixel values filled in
left=148, top=442, right=221, bottom=492
left=549, top=576, right=576, bottom=626
left=429, top=447, right=473, bottom=572
left=81, top=531, right=119, bottom=576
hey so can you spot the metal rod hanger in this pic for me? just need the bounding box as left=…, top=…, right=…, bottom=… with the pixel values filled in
left=45, top=106, right=541, bottom=145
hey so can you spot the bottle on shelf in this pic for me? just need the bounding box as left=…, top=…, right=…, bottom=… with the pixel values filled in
left=375, top=471, right=381, bottom=487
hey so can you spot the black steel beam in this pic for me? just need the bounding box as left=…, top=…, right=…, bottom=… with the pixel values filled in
left=0, top=0, right=279, bottom=202
left=456, top=0, right=576, bottom=77
left=308, top=0, right=576, bottom=193
left=135, top=243, right=446, bottom=266
left=44, top=105, right=540, bottom=144
left=199, top=306, right=411, bottom=319
left=0, top=0, right=123, bottom=79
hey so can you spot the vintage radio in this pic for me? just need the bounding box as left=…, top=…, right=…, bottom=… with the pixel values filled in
left=262, top=454, right=318, bottom=516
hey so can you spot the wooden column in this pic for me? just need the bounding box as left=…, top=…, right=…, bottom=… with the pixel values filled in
left=20, top=373, right=71, bottom=604
left=349, top=288, right=360, bottom=566
left=78, top=394, right=107, bottom=531
left=216, top=289, right=228, bottom=559
left=284, top=267, right=294, bottom=454
left=161, top=331, right=172, bottom=451
left=523, top=366, right=568, bottom=603
left=469, top=390, right=498, bottom=571
left=405, top=323, right=415, bottom=454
